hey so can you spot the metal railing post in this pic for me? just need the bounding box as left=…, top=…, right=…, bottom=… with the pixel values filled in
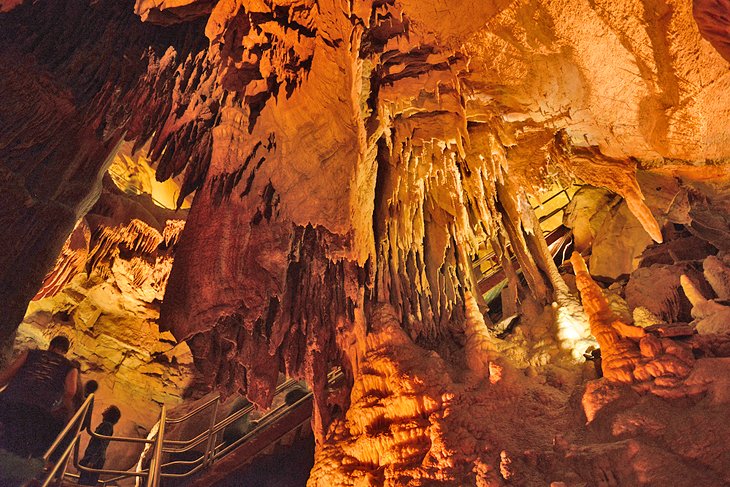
left=40, top=393, right=95, bottom=487
left=147, top=405, right=167, bottom=487
left=37, top=373, right=341, bottom=486
left=203, top=398, right=220, bottom=467
left=56, top=443, right=74, bottom=485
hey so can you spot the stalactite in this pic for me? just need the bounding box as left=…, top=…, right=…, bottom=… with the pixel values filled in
left=500, top=177, right=595, bottom=359
left=162, top=219, right=186, bottom=247
left=29, top=177, right=188, bottom=308
left=548, top=132, right=662, bottom=244
left=88, top=219, right=164, bottom=271
left=495, top=181, right=550, bottom=303
left=33, top=220, right=91, bottom=300
left=371, top=25, right=480, bottom=345
left=157, top=0, right=380, bottom=437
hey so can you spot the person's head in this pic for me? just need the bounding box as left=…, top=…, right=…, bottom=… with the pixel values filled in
left=48, top=335, right=70, bottom=355
left=84, top=380, right=99, bottom=396
left=102, top=406, right=121, bottom=425
left=284, top=387, right=307, bottom=406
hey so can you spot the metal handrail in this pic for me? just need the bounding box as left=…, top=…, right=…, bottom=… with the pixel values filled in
left=147, top=405, right=167, bottom=487
left=212, top=370, right=341, bottom=460
left=537, top=204, right=568, bottom=227
left=162, top=378, right=298, bottom=451
left=159, top=382, right=300, bottom=458
left=152, top=381, right=307, bottom=480
left=76, top=378, right=314, bottom=484
left=162, top=377, right=297, bottom=427
left=210, top=393, right=306, bottom=461
left=41, top=434, right=80, bottom=487
left=69, top=407, right=161, bottom=486
left=50, top=372, right=342, bottom=486
left=39, top=393, right=95, bottom=487
left=162, top=429, right=211, bottom=451
left=165, top=395, right=221, bottom=424
left=535, top=187, right=570, bottom=207
left=43, top=394, right=94, bottom=462
left=87, top=430, right=156, bottom=444
left=64, top=380, right=300, bottom=485
left=159, top=372, right=343, bottom=480
left=78, top=465, right=150, bottom=477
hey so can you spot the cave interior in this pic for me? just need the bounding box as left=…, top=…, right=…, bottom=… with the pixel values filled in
left=2, top=0, right=730, bottom=485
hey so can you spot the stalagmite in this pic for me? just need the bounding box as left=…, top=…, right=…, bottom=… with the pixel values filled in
left=463, top=291, right=505, bottom=380
left=572, top=252, right=698, bottom=393
left=570, top=251, right=644, bottom=383
left=309, top=305, right=455, bottom=486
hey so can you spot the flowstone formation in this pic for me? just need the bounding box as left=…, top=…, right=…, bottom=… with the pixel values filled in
left=309, top=305, right=570, bottom=486
left=2, top=0, right=730, bottom=485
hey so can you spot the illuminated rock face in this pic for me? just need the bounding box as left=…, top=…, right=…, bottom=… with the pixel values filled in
left=19, top=272, right=195, bottom=471
left=309, top=303, right=730, bottom=486
left=16, top=166, right=195, bottom=469
left=2, top=0, right=730, bottom=484
left=309, top=305, right=573, bottom=486
left=0, top=0, right=212, bottom=350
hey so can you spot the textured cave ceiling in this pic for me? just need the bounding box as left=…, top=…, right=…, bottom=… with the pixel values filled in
left=1, top=1, right=730, bottom=483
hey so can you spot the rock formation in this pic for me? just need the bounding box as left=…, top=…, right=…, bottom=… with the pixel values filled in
left=2, top=0, right=730, bottom=484
left=13, top=146, right=196, bottom=469
left=682, top=273, right=730, bottom=335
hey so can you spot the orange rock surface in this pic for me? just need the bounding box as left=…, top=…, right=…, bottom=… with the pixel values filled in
left=2, top=0, right=730, bottom=484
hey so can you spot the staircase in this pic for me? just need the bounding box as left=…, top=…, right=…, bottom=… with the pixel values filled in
left=40, top=370, right=342, bottom=487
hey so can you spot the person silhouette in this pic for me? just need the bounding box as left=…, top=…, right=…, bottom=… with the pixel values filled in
left=0, top=335, right=78, bottom=457
left=78, top=405, right=121, bottom=486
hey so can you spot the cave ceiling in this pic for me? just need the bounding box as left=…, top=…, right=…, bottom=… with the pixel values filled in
left=1, top=0, right=730, bottom=437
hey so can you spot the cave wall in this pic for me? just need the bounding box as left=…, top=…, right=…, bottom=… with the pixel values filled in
left=3, top=0, right=728, bottom=392
left=9, top=158, right=197, bottom=469
left=0, top=0, right=212, bottom=349
left=2, top=0, right=730, bottom=483
left=150, top=0, right=730, bottom=420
